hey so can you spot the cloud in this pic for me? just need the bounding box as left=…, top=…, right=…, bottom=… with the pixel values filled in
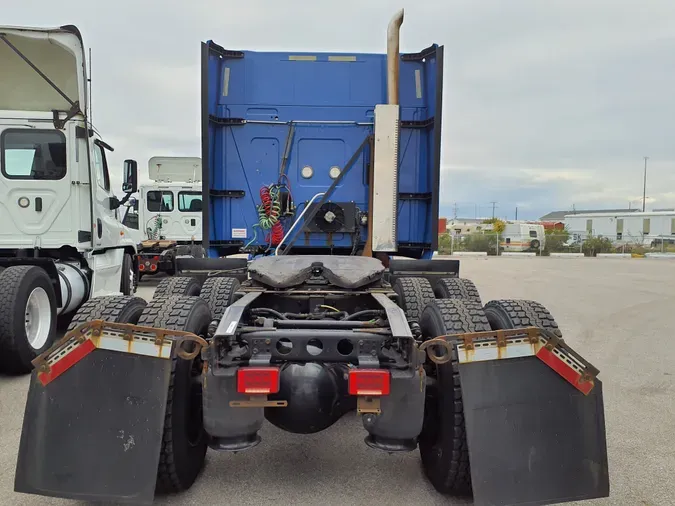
left=3, top=0, right=674, bottom=220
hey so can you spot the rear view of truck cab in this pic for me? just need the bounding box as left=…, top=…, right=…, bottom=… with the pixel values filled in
left=14, top=11, right=609, bottom=506
left=134, top=156, right=204, bottom=277
left=0, top=26, right=139, bottom=373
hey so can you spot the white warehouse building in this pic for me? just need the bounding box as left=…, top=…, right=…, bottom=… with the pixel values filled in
left=564, top=211, right=675, bottom=245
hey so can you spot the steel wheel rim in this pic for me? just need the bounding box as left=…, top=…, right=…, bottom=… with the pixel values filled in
left=25, top=287, right=51, bottom=350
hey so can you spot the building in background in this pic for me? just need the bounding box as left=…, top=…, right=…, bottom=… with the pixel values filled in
left=445, top=218, right=494, bottom=235
left=539, top=208, right=638, bottom=222
left=541, top=221, right=565, bottom=231
left=564, top=211, right=675, bottom=246
left=438, top=217, right=447, bottom=234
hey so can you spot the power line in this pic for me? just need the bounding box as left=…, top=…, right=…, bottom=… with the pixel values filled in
left=642, top=156, right=649, bottom=212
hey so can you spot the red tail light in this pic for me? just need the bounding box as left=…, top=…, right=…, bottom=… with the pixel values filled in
left=153, top=256, right=160, bottom=261
left=138, top=264, right=145, bottom=271
left=348, top=369, right=390, bottom=396
left=237, top=367, right=280, bottom=394
left=150, top=264, right=157, bottom=271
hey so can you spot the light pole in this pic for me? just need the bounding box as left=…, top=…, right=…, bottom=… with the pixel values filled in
left=642, top=156, right=649, bottom=212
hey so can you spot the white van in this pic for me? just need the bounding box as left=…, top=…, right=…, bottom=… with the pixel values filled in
left=499, top=222, right=545, bottom=252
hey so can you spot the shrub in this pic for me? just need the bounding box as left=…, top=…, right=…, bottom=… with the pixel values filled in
left=582, top=236, right=614, bottom=257
left=461, top=233, right=498, bottom=255
left=438, top=233, right=452, bottom=254
left=544, top=228, right=570, bottom=254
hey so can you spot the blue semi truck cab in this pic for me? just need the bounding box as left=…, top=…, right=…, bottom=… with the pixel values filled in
left=201, top=23, right=443, bottom=260
left=15, top=10, right=609, bottom=506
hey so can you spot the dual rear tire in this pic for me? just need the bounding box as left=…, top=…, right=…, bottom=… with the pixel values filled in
left=138, top=296, right=211, bottom=494
left=394, top=276, right=562, bottom=498
left=66, top=293, right=214, bottom=495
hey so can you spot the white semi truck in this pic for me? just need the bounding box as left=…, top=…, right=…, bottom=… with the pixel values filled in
left=0, top=25, right=140, bottom=373
left=122, top=156, right=203, bottom=277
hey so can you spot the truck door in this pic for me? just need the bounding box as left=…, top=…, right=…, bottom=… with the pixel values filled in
left=90, top=140, right=121, bottom=248
left=0, top=125, right=75, bottom=249
left=177, top=190, right=202, bottom=240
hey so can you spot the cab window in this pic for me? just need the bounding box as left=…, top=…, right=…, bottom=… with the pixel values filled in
left=178, top=191, right=202, bottom=212
left=122, top=200, right=139, bottom=229
left=1, top=129, right=67, bottom=180
left=92, top=143, right=111, bottom=191
left=147, top=191, right=174, bottom=212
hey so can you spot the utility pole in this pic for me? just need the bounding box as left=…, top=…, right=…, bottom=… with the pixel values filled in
left=642, top=156, right=649, bottom=212
left=490, top=201, right=497, bottom=219
left=515, top=206, right=518, bottom=220
left=453, top=202, right=458, bottom=220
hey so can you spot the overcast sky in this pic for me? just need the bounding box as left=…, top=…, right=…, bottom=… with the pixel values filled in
left=7, top=0, right=675, bottom=220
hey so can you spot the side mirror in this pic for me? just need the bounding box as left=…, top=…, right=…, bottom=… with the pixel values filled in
left=122, top=159, right=138, bottom=193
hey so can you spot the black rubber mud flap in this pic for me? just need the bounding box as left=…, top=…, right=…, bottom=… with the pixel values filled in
left=14, top=349, right=172, bottom=505
left=459, top=356, right=609, bottom=506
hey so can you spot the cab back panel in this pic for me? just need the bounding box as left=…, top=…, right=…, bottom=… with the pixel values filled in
left=202, top=43, right=443, bottom=258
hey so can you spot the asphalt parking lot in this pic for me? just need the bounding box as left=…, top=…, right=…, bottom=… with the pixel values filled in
left=1, top=257, right=673, bottom=506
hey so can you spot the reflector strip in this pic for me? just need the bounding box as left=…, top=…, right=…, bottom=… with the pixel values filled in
left=38, top=339, right=95, bottom=386
left=453, top=327, right=599, bottom=395
left=97, top=335, right=173, bottom=359
left=536, top=346, right=594, bottom=395
left=32, top=321, right=198, bottom=387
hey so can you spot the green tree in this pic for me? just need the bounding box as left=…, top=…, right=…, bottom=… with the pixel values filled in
left=482, top=218, right=506, bottom=234
left=438, top=233, right=452, bottom=254
left=544, top=227, right=570, bottom=253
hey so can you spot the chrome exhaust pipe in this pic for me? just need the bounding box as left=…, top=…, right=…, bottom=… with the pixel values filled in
left=387, top=8, right=404, bottom=105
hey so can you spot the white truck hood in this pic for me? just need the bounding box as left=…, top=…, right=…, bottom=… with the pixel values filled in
left=148, top=156, right=202, bottom=183
left=0, top=25, right=86, bottom=114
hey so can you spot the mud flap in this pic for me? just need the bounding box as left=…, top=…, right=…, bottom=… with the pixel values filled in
left=459, top=356, right=609, bottom=506
left=14, top=349, right=172, bottom=505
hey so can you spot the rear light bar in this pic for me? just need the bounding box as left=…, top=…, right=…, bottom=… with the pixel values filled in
left=237, top=367, right=280, bottom=395
left=348, top=369, right=390, bottom=396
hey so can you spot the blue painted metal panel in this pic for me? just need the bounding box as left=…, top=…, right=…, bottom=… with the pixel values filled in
left=201, top=42, right=443, bottom=259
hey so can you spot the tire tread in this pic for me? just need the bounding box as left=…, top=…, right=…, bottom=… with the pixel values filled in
left=199, top=276, right=239, bottom=320
left=419, top=298, right=490, bottom=495
left=394, top=277, right=435, bottom=321
left=435, top=277, right=482, bottom=305
left=484, top=299, right=561, bottom=336
left=0, top=266, right=56, bottom=374
left=154, top=276, right=201, bottom=299
left=138, top=296, right=209, bottom=494
left=66, top=296, right=147, bottom=331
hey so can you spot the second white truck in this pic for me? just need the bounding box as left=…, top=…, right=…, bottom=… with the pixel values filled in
left=122, top=156, right=203, bottom=277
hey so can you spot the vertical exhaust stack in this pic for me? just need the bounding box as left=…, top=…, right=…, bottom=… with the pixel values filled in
left=369, top=9, right=404, bottom=254
left=387, top=9, right=404, bottom=105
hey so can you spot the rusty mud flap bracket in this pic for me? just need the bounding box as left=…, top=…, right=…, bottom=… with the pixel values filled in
left=424, top=327, right=610, bottom=506
left=15, top=321, right=206, bottom=505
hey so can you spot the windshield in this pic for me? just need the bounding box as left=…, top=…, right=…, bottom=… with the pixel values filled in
left=147, top=190, right=173, bottom=212
left=178, top=191, right=202, bottom=212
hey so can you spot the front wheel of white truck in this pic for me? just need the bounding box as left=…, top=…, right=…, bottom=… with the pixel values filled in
left=120, top=253, right=136, bottom=296
left=0, top=265, right=58, bottom=375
